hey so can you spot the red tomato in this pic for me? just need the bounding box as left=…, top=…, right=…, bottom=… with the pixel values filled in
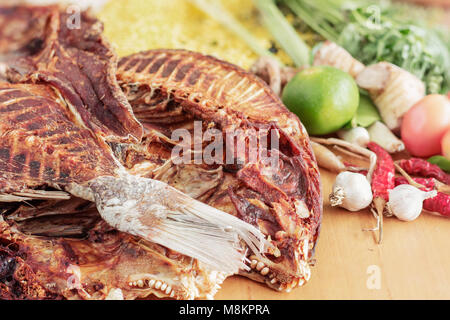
left=442, top=128, right=450, bottom=159
left=401, top=94, right=450, bottom=157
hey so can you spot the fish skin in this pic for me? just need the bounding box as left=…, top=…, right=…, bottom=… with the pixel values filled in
left=0, top=83, right=119, bottom=194
left=0, top=5, right=143, bottom=143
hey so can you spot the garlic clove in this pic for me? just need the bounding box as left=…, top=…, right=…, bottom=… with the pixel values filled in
left=330, top=171, right=373, bottom=211
left=387, top=184, right=437, bottom=221
left=337, top=127, right=370, bottom=148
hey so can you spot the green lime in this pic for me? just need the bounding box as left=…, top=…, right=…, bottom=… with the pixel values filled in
left=282, top=66, right=359, bottom=135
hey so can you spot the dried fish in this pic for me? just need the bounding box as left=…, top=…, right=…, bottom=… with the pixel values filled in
left=0, top=6, right=322, bottom=300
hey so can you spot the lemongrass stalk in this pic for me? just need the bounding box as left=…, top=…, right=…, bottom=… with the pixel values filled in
left=254, top=0, right=310, bottom=67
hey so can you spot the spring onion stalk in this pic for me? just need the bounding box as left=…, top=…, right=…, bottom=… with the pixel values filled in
left=189, top=0, right=282, bottom=65
left=283, top=0, right=342, bottom=41
left=253, top=0, right=310, bottom=67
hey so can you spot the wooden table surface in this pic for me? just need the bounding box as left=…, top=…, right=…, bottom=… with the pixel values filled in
left=216, top=169, right=450, bottom=300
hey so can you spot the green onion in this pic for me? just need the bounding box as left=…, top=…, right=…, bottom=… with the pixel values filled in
left=189, top=0, right=282, bottom=65
left=253, top=0, right=310, bottom=67
left=283, top=0, right=343, bottom=42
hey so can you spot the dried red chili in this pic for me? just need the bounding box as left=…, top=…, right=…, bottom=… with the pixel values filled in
left=367, top=142, right=396, bottom=243
left=424, top=193, right=450, bottom=217
left=368, top=142, right=395, bottom=201
left=397, top=158, right=450, bottom=185
left=394, top=177, right=435, bottom=189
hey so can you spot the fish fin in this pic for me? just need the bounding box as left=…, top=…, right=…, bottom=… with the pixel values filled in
left=90, top=174, right=270, bottom=273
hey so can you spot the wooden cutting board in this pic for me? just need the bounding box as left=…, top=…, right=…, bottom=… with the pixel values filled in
left=216, top=169, right=450, bottom=300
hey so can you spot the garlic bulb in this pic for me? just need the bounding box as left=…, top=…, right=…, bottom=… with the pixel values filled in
left=330, top=171, right=373, bottom=211
left=387, top=184, right=437, bottom=221
left=337, top=127, right=370, bottom=147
